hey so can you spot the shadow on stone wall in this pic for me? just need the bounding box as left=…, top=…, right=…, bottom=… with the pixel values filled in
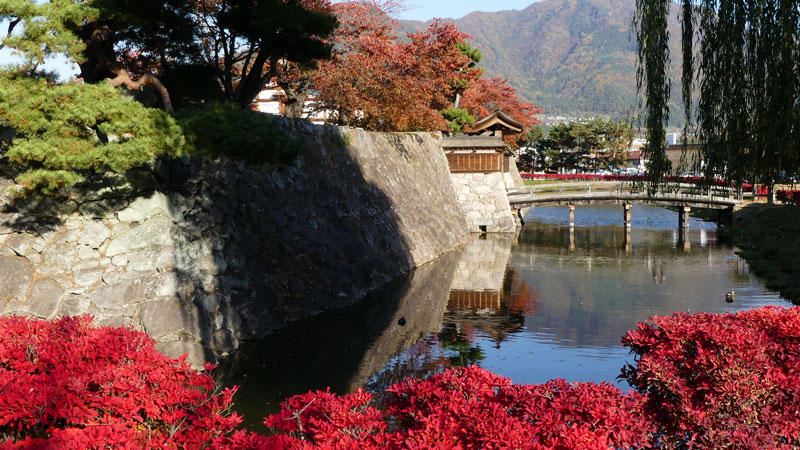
left=150, top=124, right=421, bottom=366
left=0, top=119, right=468, bottom=368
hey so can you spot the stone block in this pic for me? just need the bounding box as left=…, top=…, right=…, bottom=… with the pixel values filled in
left=140, top=297, right=210, bottom=341
left=0, top=256, right=33, bottom=300
left=39, top=243, right=76, bottom=276
left=5, top=234, right=37, bottom=258
left=74, top=269, right=103, bottom=287
left=155, top=340, right=213, bottom=369
left=79, top=200, right=114, bottom=218
left=117, top=191, right=180, bottom=223
left=210, top=328, right=237, bottom=353
left=89, top=280, right=141, bottom=309
left=77, top=221, right=111, bottom=249
left=28, top=278, right=64, bottom=318
left=105, top=213, right=174, bottom=257
left=95, top=315, right=135, bottom=328
left=126, top=249, right=173, bottom=272
left=58, top=294, right=90, bottom=317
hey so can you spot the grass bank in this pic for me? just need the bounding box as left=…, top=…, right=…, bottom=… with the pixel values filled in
left=732, top=205, right=800, bottom=302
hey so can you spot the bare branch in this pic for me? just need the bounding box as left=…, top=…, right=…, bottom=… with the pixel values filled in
left=0, top=18, right=21, bottom=50
left=108, top=69, right=173, bottom=112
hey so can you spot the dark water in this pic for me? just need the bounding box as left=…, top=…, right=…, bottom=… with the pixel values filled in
left=224, top=204, right=793, bottom=431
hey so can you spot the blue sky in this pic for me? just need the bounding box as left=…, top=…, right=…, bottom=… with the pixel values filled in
left=0, top=0, right=540, bottom=79
left=397, top=0, right=537, bottom=21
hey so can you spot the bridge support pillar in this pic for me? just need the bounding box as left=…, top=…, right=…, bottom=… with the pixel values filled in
left=678, top=205, right=691, bottom=229
left=623, top=203, right=632, bottom=228
left=568, top=204, right=575, bottom=228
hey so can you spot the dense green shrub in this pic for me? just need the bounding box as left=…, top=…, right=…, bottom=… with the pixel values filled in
left=733, top=206, right=800, bottom=301
left=0, top=80, right=305, bottom=197
left=176, top=102, right=303, bottom=166
left=0, top=78, right=184, bottom=195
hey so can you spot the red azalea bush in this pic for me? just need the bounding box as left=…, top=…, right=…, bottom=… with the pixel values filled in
left=519, top=173, right=740, bottom=188
left=0, top=315, right=267, bottom=449
left=263, top=367, right=652, bottom=449
left=777, top=189, right=800, bottom=205
left=622, top=306, right=800, bottom=448
left=3, top=307, right=800, bottom=448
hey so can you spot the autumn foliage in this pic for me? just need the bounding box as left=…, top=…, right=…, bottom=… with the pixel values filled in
left=2, top=307, right=799, bottom=448
left=461, top=77, right=543, bottom=146
left=622, top=306, right=800, bottom=447
left=311, top=2, right=538, bottom=136
left=0, top=315, right=266, bottom=448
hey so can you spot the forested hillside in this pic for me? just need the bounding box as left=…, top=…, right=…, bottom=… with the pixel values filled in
left=401, top=0, right=683, bottom=121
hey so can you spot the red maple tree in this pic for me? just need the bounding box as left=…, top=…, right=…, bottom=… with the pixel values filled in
left=461, top=77, right=544, bottom=146
left=312, top=2, right=483, bottom=131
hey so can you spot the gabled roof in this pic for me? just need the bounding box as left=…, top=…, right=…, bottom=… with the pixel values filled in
left=442, top=135, right=507, bottom=149
left=472, top=111, right=523, bottom=134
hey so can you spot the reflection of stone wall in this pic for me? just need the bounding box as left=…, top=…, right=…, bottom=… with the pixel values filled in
left=347, top=249, right=462, bottom=391
left=0, top=121, right=470, bottom=367
left=449, top=234, right=515, bottom=293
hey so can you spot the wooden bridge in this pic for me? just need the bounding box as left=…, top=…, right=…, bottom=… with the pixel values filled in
left=507, top=181, right=752, bottom=227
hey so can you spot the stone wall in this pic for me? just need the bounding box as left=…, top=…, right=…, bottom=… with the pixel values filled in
left=0, top=121, right=470, bottom=367
left=451, top=172, right=517, bottom=233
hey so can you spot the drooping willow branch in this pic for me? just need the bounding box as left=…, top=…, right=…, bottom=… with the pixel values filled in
left=635, top=0, right=800, bottom=192
left=634, top=0, right=670, bottom=193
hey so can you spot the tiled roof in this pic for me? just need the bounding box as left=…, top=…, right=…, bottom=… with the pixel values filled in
left=442, top=135, right=507, bottom=149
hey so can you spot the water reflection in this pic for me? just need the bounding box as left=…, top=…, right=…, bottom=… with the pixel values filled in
left=222, top=249, right=460, bottom=431
left=226, top=205, right=793, bottom=430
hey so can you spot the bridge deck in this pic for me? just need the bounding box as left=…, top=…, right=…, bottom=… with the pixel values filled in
left=507, top=181, right=748, bottom=209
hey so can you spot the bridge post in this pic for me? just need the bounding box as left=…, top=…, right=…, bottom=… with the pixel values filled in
left=569, top=204, right=575, bottom=227
left=678, top=205, right=691, bottom=229
left=623, top=203, right=632, bottom=228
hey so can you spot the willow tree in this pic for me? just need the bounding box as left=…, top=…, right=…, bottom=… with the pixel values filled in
left=635, top=0, right=800, bottom=192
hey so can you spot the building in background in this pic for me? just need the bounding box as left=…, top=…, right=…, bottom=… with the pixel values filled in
left=251, top=85, right=333, bottom=124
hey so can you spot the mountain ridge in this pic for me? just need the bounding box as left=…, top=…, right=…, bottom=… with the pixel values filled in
left=399, top=0, right=683, bottom=122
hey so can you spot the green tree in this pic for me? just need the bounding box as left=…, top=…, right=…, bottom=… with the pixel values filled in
left=0, top=78, right=184, bottom=195
left=527, top=119, right=633, bottom=173
left=2, top=1, right=338, bottom=111
left=194, top=0, right=337, bottom=108
left=441, top=108, right=475, bottom=134
left=571, top=118, right=634, bottom=170
left=1, top=0, right=198, bottom=110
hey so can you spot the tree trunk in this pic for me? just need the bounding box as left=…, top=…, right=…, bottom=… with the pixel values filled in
left=278, top=80, right=311, bottom=119
left=235, top=52, right=271, bottom=109
left=283, top=93, right=309, bottom=118
left=108, top=70, right=173, bottom=112
left=79, top=25, right=173, bottom=112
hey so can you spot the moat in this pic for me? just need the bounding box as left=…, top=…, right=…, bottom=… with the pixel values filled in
left=224, top=204, right=792, bottom=431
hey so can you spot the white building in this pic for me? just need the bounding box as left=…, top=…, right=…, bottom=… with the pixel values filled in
left=251, top=85, right=333, bottom=124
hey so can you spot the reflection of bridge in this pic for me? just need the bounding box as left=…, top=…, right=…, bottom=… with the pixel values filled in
left=507, top=181, right=749, bottom=227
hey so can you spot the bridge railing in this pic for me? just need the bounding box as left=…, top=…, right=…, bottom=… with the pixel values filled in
left=507, top=181, right=750, bottom=203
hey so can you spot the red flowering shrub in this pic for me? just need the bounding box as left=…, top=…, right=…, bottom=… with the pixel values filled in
left=4, top=308, right=800, bottom=449
left=520, top=173, right=738, bottom=187
left=262, top=367, right=652, bottom=449
left=777, top=189, right=800, bottom=205
left=0, top=315, right=265, bottom=449
left=622, top=306, right=800, bottom=448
